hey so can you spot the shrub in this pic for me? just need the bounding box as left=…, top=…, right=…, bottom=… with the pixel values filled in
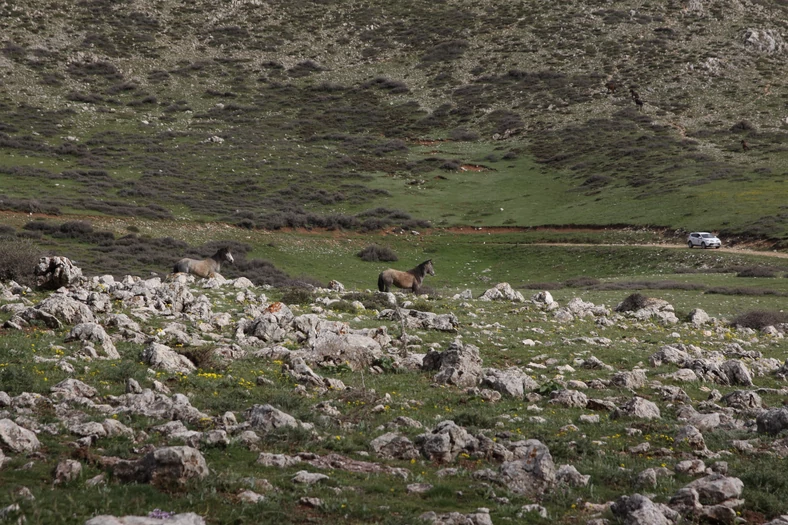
left=179, top=346, right=225, bottom=371
left=0, top=239, right=43, bottom=286
left=729, top=120, right=755, bottom=132
left=328, top=300, right=359, bottom=314
left=279, top=287, right=314, bottom=306
left=361, top=77, right=409, bottom=94
left=341, top=292, right=394, bottom=311
left=615, top=293, right=650, bottom=312
left=736, top=266, right=778, bottom=278
left=564, top=277, right=601, bottom=288
left=59, top=220, right=94, bottom=236
left=420, top=40, right=469, bottom=64
left=730, top=310, right=788, bottom=330
left=23, top=221, right=59, bottom=234
left=449, top=128, right=480, bottom=141
left=521, top=282, right=564, bottom=290
left=0, top=366, right=38, bottom=396
left=357, top=245, right=398, bottom=262
left=410, top=296, right=435, bottom=310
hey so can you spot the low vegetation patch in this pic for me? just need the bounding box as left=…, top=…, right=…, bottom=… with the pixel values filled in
left=357, top=244, right=398, bottom=262
left=0, top=237, right=43, bottom=286
left=730, top=309, right=788, bottom=330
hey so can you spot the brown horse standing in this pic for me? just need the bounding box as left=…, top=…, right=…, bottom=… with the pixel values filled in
left=378, top=259, right=434, bottom=293
left=173, top=247, right=234, bottom=278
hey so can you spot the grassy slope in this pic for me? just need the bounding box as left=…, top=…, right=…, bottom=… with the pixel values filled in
left=0, top=0, right=786, bottom=241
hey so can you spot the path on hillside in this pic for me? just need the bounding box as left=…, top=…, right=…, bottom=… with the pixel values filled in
left=528, top=242, right=788, bottom=259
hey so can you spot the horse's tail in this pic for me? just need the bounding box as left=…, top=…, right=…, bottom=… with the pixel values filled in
left=378, top=272, right=385, bottom=292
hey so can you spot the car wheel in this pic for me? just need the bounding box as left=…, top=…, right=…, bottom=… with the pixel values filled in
left=688, top=241, right=693, bottom=248
left=701, top=242, right=707, bottom=249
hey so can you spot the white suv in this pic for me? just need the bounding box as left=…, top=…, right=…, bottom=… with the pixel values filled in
left=687, top=232, right=721, bottom=249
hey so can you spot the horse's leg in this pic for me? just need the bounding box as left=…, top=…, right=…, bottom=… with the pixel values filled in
left=378, top=273, right=388, bottom=292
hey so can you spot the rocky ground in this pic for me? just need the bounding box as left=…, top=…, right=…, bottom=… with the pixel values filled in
left=1, top=258, right=788, bottom=524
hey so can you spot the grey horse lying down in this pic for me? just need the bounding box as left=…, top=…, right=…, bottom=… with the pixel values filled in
left=173, top=247, right=234, bottom=278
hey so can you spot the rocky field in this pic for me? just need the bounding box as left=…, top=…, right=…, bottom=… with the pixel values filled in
left=1, top=258, right=788, bottom=524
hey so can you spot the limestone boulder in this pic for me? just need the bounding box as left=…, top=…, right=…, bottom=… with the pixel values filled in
left=423, top=340, right=483, bottom=388
left=113, top=446, right=209, bottom=486
left=141, top=343, right=196, bottom=375
left=0, top=418, right=41, bottom=453
left=66, top=323, right=120, bottom=359
left=34, top=256, right=83, bottom=290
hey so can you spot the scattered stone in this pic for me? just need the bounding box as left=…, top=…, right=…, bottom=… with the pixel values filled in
left=66, top=323, right=120, bottom=359
left=423, top=340, right=483, bottom=388
left=479, top=283, right=524, bottom=302
left=256, top=453, right=302, bottom=468
left=418, top=508, right=493, bottom=525
left=611, top=493, right=678, bottom=525
left=238, top=490, right=265, bottom=504
left=54, top=459, right=82, bottom=484
left=292, top=470, right=329, bottom=485
left=112, top=446, right=209, bottom=486
left=141, top=342, right=196, bottom=374
left=498, top=440, right=556, bottom=497
left=370, top=432, right=420, bottom=460
left=244, top=404, right=308, bottom=433
left=0, top=418, right=41, bottom=453
left=85, top=513, right=205, bottom=525
left=416, top=421, right=479, bottom=463
left=756, top=407, right=788, bottom=435
left=407, top=483, right=433, bottom=494
left=612, top=397, right=661, bottom=420
left=35, top=256, right=83, bottom=290
left=480, top=367, right=539, bottom=398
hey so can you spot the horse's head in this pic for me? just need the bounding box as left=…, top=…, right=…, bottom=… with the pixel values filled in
left=423, top=259, right=435, bottom=276
left=218, top=247, right=234, bottom=264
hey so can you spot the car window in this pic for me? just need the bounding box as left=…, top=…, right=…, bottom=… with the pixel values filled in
left=702, top=234, right=712, bottom=238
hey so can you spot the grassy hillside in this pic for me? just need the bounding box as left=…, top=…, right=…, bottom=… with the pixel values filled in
left=1, top=0, right=787, bottom=242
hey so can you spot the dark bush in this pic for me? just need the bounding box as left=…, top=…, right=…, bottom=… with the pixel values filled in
left=615, top=293, right=650, bottom=312
left=0, top=239, right=43, bottom=286
left=521, top=282, right=563, bottom=290
left=179, top=346, right=225, bottom=371
left=59, top=221, right=94, bottom=236
left=594, top=280, right=706, bottom=291
left=279, top=287, right=314, bottom=305
left=357, top=245, right=398, bottom=262
left=420, top=40, right=469, bottom=64
left=341, top=292, right=394, bottom=311
left=449, top=128, right=480, bottom=141
left=564, top=277, right=601, bottom=288
left=441, top=160, right=461, bottom=170
left=736, top=266, right=778, bottom=278
left=730, top=310, right=788, bottom=330
left=288, top=60, right=324, bottom=78
left=0, top=196, right=60, bottom=215
left=328, top=300, right=359, bottom=314
left=706, top=287, right=783, bottom=296
left=729, top=120, right=755, bottom=132
left=23, top=221, right=59, bottom=234
left=361, top=77, right=409, bottom=94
